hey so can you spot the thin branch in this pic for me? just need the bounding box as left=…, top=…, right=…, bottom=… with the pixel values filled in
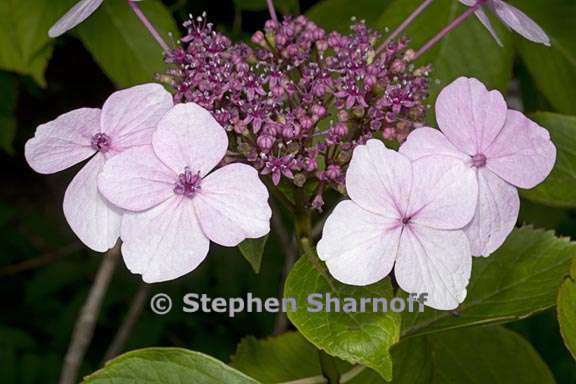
left=102, top=283, right=151, bottom=363
left=267, top=0, right=279, bottom=23
left=276, top=365, right=366, bottom=384
left=128, top=0, right=170, bottom=53
left=340, top=365, right=366, bottom=382
left=59, top=244, right=121, bottom=384
left=0, top=242, right=82, bottom=277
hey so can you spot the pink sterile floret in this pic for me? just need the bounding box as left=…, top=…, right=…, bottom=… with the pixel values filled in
left=98, top=103, right=272, bottom=283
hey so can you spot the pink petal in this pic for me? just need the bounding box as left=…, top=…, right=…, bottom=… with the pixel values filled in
left=98, top=146, right=176, bottom=212
left=63, top=155, right=122, bottom=252
left=317, top=200, right=402, bottom=286
left=400, top=127, right=469, bottom=161
left=484, top=110, right=557, bottom=189
left=395, top=226, right=471, bottom=310
left=121, top=197, right=209, bottom=283
left=153, top=103, right=228, bottom=176
left=101, top=83, right=173, bottom=151
left=346, top=139, right=411, bottom=218
left=474, top=7, right=504, bottom=46
left=491, top=0, right=551, bottom=46
left=194, top=163, right=271, bottom=247
left=464, top=169, right=519, bottom=257
left=436, top=77, right=507, bottom=155
left=25, top=108, right=100, bottom=174
left=48, top=0, right=104, bottom=38
left=408, top=156, right=478, bottom=230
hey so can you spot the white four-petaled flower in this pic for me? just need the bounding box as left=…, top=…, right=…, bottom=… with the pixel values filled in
left=25, top=83, right=173, bottom=252
left=317, top=140, right=478, bottom=310
left=98, top=103, right=272, bottom=283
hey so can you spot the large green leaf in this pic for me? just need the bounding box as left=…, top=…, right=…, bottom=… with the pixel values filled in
left=83, top=348, right=258, bottom=384
left=392, top=326, right=554, bottom=384
left=75, top=0, right=178, bottom=88
left=511, top=0, right=576, bottom=115
left=0, top=71, right=18, bottom=154
left=306, top=0, right=390, bottom=31
left=558, top=257, right=576, bottom=360
left=522, top=113, right=576, bottom=208
left=377, top=0, right=514, bottom=123
left=0, top=0, right=75, bottom=85
left=401, top=227, right=576, bottom=338
left=283, top=244, right=401, bottom=381
left=238, top=235, right=268, bottom=274
left=233, top=0, right=299, bottom=14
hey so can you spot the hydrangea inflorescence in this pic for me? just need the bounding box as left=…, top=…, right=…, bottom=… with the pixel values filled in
left=164, top=14, right=430, bottom=210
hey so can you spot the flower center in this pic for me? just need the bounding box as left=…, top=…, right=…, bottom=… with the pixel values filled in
left=91, top=133, right=112, bottom=153
left=471, top=153, right=487, bottom=168
left=174, top=167, right=202, bottom=198
left=401, top=215, right=412, bottom=225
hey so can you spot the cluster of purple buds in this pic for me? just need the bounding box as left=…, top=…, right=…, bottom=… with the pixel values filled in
left=165, top=13, right=430, bottom=211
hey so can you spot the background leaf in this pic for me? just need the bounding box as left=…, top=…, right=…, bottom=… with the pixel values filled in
left=238, top=235, right=268, bottom=274
left=401, top=227, right=576, bottom=337
left=0, top=71, right=18, bottom=154
left=75, top=0, right=178, bottom=88
left=522, top=113, right=576, bottom=208
left=557, top=258, right=576, bottom=360
left=83, top=348, right=258, bottom=384
left=306, top=0, right=389, bottom=31
left=283, top=252, right=400, bottom=381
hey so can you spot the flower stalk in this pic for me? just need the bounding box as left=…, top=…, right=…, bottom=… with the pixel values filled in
left=267, top=0, right=279, bottom=23
left=128, top=0, right=170, bottom=53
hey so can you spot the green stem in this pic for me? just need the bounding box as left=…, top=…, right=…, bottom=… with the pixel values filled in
left=318, top=350, right=340, bottom=384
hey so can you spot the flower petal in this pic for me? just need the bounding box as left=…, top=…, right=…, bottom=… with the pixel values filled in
left=474, top=7, right=504, bottom=46
left=484, top=110, right=557, bottom=189
left=63, top=155, right=122, bottom=252
left=491, top=0, right=551, bottom=46
left=317, top=200, right=402, bottom=286
left=400, top=127, right=469, bottom=161
left=101, top=83, right=173, bottom=151
left=436, top=77, right=507, bottom=155
left=408, top=156, right=478, bottom=230
left=98, top=146, right=176, bottom=212
left=153, top=103, right=228, bottom=176
left=194, top=163, right=271, bottom=247
left=48, top=0, right=104, bottom=38
left=121, top=197, right=209, bottom=283
left=395, top=226, right=471, bottom=310
left=25, top=108, right=100, bottom=174
left=346, top=139, right=411, bottom=218
left=464, top=169, right=519, bottom=257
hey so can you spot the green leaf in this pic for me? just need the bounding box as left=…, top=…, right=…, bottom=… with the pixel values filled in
left=0, top=0, right=75, bottom=85
left=233, top=0, right=299, bottom=14
left=307, top=0, right=390, bottom=32
left=75, top=0, right=178, bottom=88
left=0, top=71, right=18, bottom=154
left=510, top=0, right=576, bottom=115
left=558, top=257, right=576, bottom=360
left=283, top=244, right=401, bottom=381
left=521, top=113, right=576, bottom=208
left=238, top=235, right=268, bottom=273
left=83, top=348, right=258, bottom=384
left=376, top=0, right=514, bottom=123
left=392, top=326, right=555, bottom=384
left=401, top=227, right=576, bottom=338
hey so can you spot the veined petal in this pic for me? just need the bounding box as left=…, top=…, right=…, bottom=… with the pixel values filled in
left=25, top=108, right=100, bottom=174
left=101, top=83, right=173, bottom=150
left=491, top=0, right=551, bottom=46
left=474, top=7, right=504, bottom=46
left=464, top=169, right=519, bottom=257
left=317, top=200, right=402, bottom=286
left=194, top=164, right=271, bottom=247
left=400, top=127, right=469, bottom=161
left=436, top=77, right=507, bottom=155
left=48, top=0, right=104, bottom=38
left=153, top=103, right=228, bottom=176
left=121, top=197, right=210, bottom=283
left=395, top=226, right=471, bottom=310
left=98, top=146, right=176, bottom=212
left=63, top=155, right=122, bottom=252
left=346, top=139, right=411, bottom=218
left=408, top=156, right=478, bottom=230
left=484, top=110, right=556, bottom=189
